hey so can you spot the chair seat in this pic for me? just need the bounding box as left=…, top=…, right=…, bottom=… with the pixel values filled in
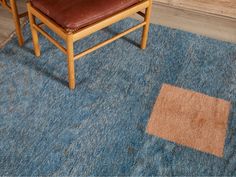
left=31, top=0, right=140, bottom=31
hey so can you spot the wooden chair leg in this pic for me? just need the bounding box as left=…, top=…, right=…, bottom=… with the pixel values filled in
left=67, top=35, right=75, bottom=89
left=1, top=0, right=7, bottom=7
left=27, top=3, right=41, bottom=57
left=141, top=1, right=152, bottom=49
left=9, top=0, right=24, bottom=46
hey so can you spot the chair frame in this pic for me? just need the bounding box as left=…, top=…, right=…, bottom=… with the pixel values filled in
left=27, top=0, right=152, bottom=89
left=0, top=0, right=27, bottom=46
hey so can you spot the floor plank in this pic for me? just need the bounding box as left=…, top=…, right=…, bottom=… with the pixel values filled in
left=0, top=5, right=15, bottom=48
left=155, top=0, right=236, bottom=19
left=0, top=0, right=26, bottom=48
left=134, top=2, right=236, bottom=43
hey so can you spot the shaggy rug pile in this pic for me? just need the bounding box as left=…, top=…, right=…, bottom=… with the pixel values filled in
left=0, top=19, right=236, bottom=176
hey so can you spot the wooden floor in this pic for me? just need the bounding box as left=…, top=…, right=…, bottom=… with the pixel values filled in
left=0, top=0, right=26, bottom=48
left=155, top=0, right=236, bottom=19
left=0, top=0, right=236, bottom=48
left=0, top=5, right=14, bottom=48
left=149, top=2, right=236, bottom=43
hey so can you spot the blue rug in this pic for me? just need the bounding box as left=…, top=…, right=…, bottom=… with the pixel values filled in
left=0, top=19, right=236, bottom=176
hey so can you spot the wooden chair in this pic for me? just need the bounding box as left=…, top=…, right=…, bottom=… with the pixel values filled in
left=27, top=0, right=153, bottom=89
left=0, top=0, right=27, bottom=46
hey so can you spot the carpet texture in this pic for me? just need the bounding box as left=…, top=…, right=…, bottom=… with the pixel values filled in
left=146, top=83, right=231, bottom=157
left=0, top=19, right=236, bottom=176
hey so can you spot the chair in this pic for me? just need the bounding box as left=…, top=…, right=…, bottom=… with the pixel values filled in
left=27, top=0, right=153, bottom=89
left=0, top=0, right=27, bottom=46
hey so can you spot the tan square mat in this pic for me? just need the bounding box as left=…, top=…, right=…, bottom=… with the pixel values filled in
left=146, top=84, right=231, bottom=157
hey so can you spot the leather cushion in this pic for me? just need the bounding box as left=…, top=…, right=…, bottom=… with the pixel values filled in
left=31, top=0, right=140, bottom=31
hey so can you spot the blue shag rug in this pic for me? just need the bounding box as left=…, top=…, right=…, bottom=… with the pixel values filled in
left=0, top=18, right=236, bottom=176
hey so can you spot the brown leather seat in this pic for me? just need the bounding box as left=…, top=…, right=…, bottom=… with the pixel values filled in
left=31, top=0, right=140, bottom=31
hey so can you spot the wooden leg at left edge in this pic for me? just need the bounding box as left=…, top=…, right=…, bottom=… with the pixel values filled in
left=10, top=0, right=24, bottom=46
left=67, top=35, right=75, bottom=90
left=141, top=1, right=152, bottom=49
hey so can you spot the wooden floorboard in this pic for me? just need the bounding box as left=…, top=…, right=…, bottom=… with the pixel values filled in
left=0, top=0, right=26, bottom=48
left=155, top=0, right=236, bottom=19
left=154, top=3, right=236, bottom=43
left=134, top=2, right=236, bottom=43
left=0, top=5, right=14, bottom=47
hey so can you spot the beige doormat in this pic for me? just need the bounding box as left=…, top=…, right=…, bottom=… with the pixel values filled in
left=146, top=84, right=231, bottom=157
